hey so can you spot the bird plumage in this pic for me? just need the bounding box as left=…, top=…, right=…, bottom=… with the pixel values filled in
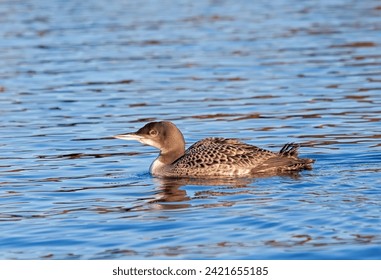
left=171, top=138, right=313, bottom=177
left=114, top=121, right=315, bottom=178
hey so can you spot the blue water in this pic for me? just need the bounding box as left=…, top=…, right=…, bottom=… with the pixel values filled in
left=1, top=0, right=381, bottom=259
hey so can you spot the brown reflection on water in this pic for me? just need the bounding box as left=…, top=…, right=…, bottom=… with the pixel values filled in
left=149, top=178, right=190, bottom=210
left=265, top=233, right=380, bottom=250
left=330, top=41, right=377, bottom=48
left=149, top=177, right=255, bottom=210
left=266, top=234, right=313, bottom=247
left=150, top=174, right=301, bottom=210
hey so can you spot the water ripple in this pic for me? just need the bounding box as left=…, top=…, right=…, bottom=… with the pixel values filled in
left=0, top=0, right=380, bottom=259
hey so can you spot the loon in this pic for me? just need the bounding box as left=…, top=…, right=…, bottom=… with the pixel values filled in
left=114, top=121, right=315, bottom=178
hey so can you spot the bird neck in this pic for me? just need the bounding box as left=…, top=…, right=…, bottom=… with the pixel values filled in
left=158, top=145, right=185, bottom=164
left=157, top=124, right=186, bottom=164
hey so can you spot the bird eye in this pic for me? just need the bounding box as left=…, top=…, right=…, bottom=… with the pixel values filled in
left=149, top=129, right=158, bottom=136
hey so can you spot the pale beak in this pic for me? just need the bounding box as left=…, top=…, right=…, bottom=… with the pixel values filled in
left=113, top=133, right=143, bottom=141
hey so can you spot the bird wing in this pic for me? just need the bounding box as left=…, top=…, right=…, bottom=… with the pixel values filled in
left=171, top=138, right=276, bottom=176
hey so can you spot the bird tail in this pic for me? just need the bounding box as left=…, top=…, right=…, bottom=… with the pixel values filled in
left=278, top=143, right=315, bottom=171
left=279, top=143, right=300, bottom=157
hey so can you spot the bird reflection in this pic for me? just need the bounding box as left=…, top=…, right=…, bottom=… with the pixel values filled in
left=149, top=176, right=255, bottom=210
left=148, top=172, right=303, bottom=210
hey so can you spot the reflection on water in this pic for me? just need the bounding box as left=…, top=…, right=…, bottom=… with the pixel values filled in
left=1, top=0, right=381, bottom=259
left=150, top=177, right=257, bottom=210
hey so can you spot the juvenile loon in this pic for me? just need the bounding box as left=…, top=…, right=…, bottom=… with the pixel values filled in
left=114, top=121, right=315, bottom=178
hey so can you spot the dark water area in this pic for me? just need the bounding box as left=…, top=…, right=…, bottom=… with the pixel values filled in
left=0, top=0, right=381, bottom=259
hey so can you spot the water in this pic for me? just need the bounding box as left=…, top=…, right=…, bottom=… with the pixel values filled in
left=1, top=0, right=381, bottom=259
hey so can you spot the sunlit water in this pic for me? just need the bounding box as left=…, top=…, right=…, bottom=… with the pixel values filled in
left=1, top=0, right=381, bottom=259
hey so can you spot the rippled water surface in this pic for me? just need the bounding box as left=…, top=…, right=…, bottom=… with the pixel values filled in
left=1, top=0, right=381, bottom=259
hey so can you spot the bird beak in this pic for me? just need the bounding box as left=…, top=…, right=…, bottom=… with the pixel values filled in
left=113, top=133, right=143, bottom=141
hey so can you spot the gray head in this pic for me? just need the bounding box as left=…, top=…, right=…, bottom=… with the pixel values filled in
left=114, top=121, right=186, bottom=163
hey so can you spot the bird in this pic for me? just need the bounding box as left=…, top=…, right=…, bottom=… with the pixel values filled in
left=114, top=121, right=315, bottom=178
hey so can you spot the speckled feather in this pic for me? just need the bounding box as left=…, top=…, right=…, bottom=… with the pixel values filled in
left=169, top=138, right=313, bottom=177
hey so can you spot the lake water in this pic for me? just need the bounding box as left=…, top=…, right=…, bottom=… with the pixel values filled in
left=1, top=0, right=381, bottom=259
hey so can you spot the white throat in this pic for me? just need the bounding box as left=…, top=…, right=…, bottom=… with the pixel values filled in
left=149, top=157, right=167, bottom=176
